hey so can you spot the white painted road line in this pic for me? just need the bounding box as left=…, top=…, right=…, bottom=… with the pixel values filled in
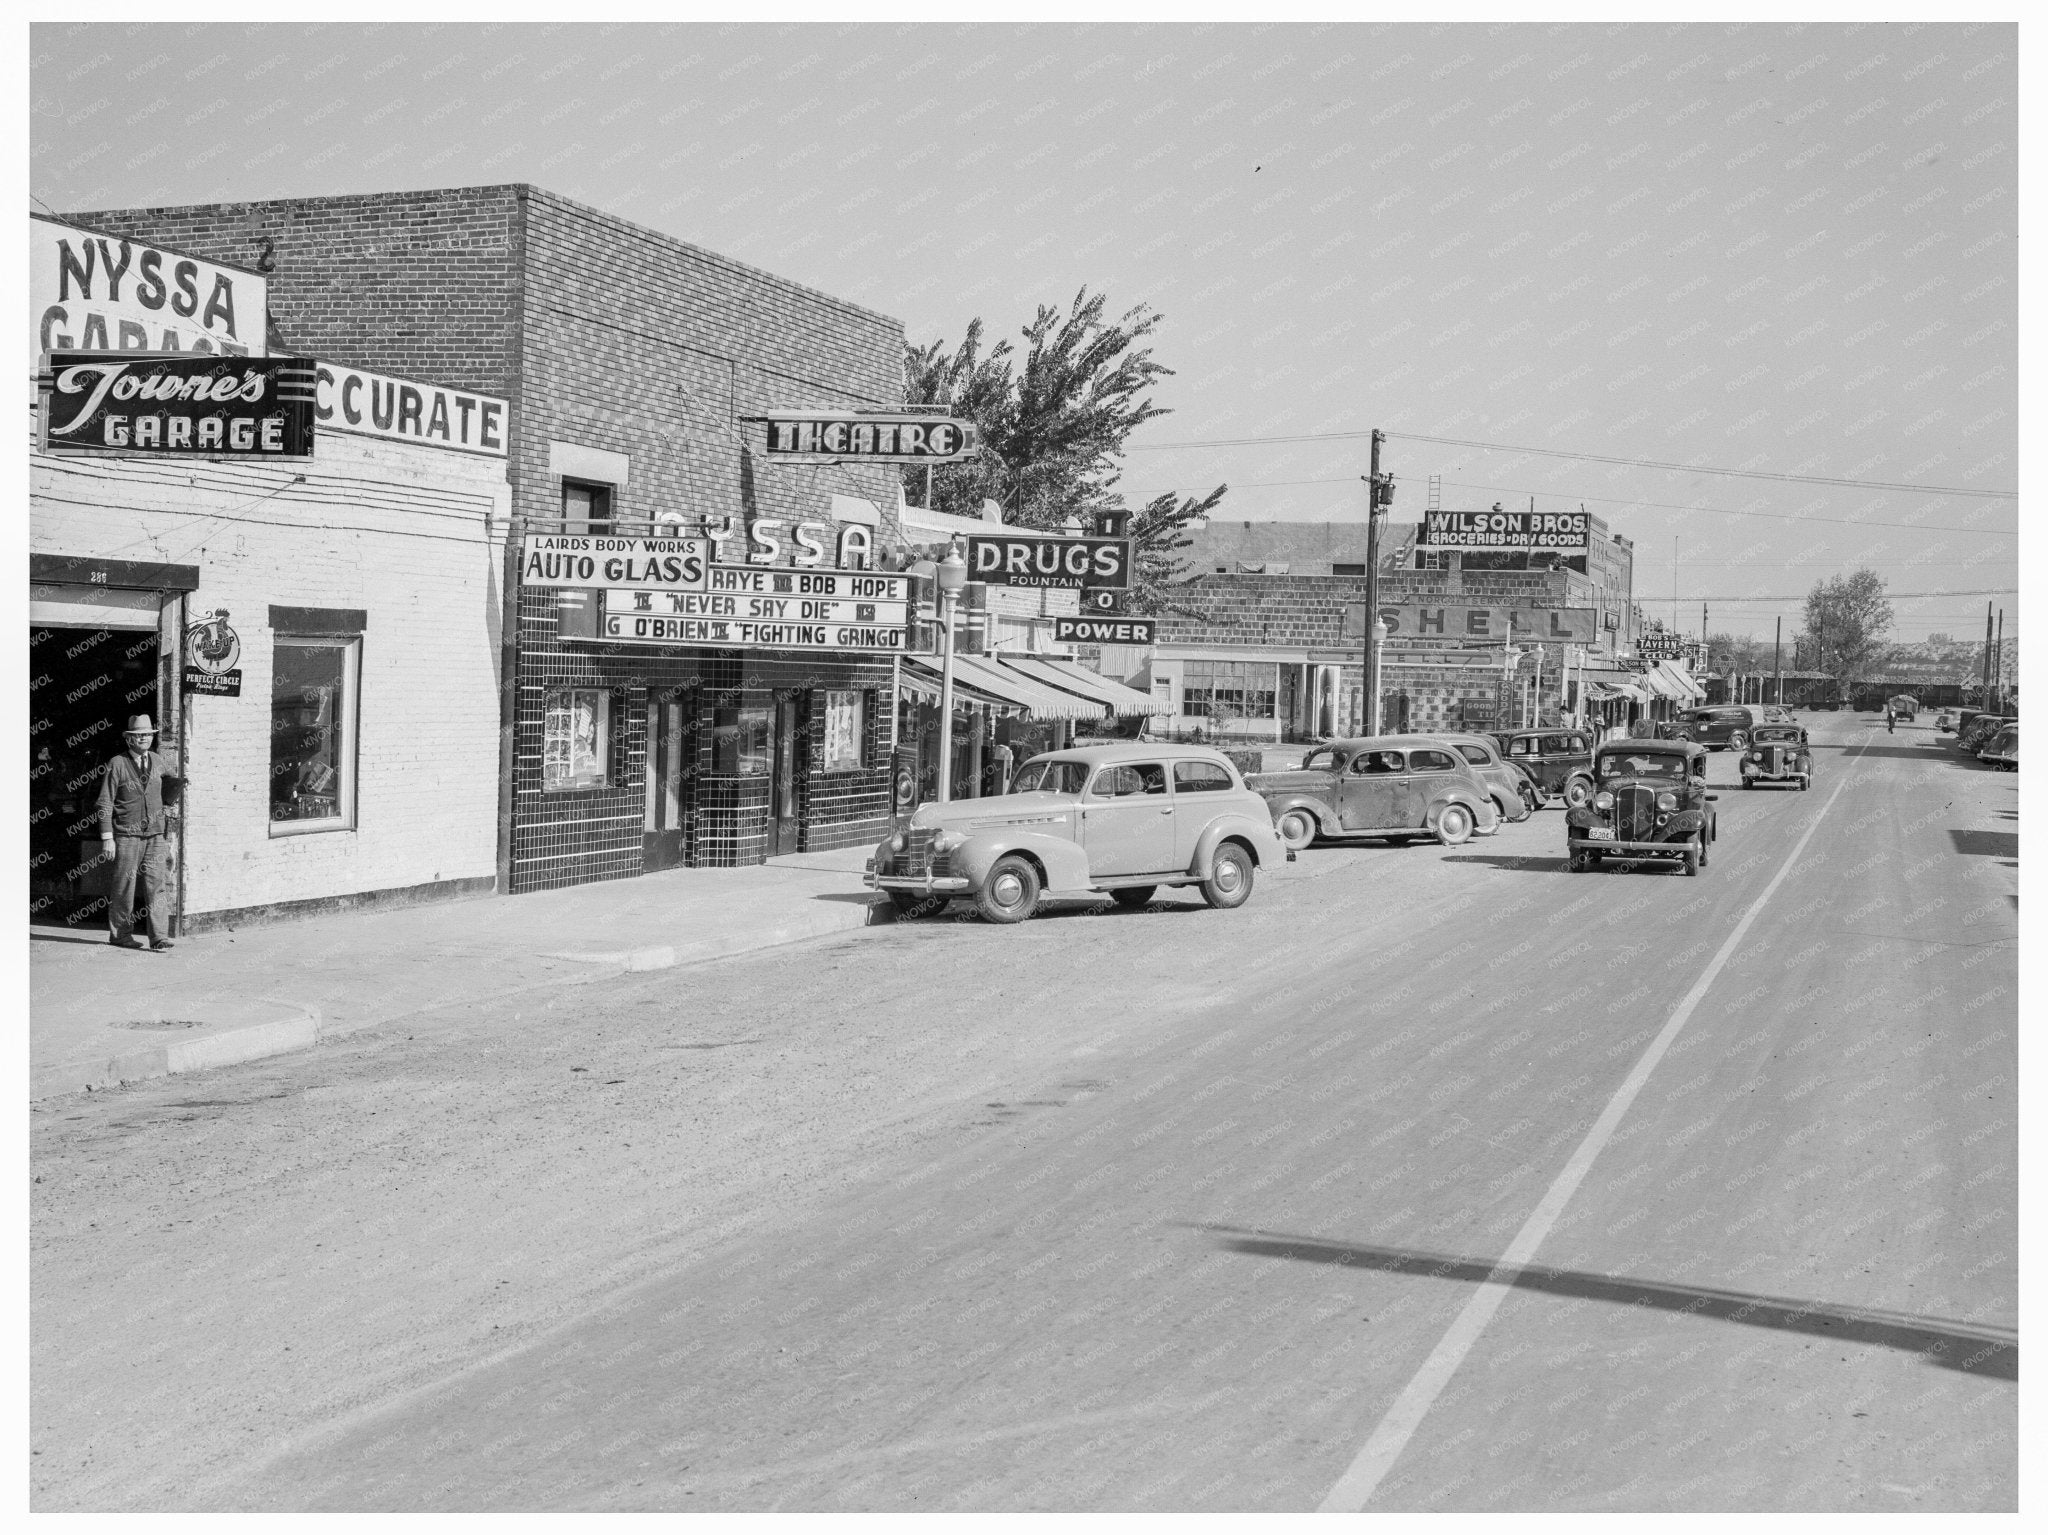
left=1318, top=734, right=1870, bottom=1512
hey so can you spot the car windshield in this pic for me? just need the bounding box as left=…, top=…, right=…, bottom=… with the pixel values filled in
left=1010, top=759, right=1090, bottom=795
left=1597, top=752, right=1688, bottom=781
left=1753, top=727, right=1799, bottom=743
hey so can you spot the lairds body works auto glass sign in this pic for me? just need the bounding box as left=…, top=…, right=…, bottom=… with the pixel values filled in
left=41, top=353, right=314, bottom=456
left=520, top=534, right=710, bottom=590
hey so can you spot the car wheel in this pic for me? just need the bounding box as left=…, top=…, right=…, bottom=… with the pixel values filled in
left=1492, top=793, right=1522, bottom=824
left=1432, top=802, right=1475, bottom=847
left=888, top=891, right=948, bottom=919
left=1567, top=849, right=1589, bottom=872
left=1682, top=841, right=1701, bottom=876
left=1109, top=885, right=1156, bottom=910
left=1728, top=731, right=1748, bottom=751
left=1275, top=807, right=1318, bottom=852
left=1563, top=776, right=1593, bottom=810
left=1697, top=833, right=1709, bottom=867
left=1200, top=842, right=1255, bottom=909
left=1519, top=784, right=1541, bottom=815
left=975, top=855, right=1041, bottom=924
left=1801, top=776, right=1811, bottom=791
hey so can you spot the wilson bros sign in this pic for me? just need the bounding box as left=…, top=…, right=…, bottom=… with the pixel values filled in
left=41, top=354, right=316, bottom=456
left=1418, top=509, right=1591, bottom=552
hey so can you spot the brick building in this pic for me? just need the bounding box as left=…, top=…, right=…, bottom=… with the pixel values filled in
left=1127, top=514, right=1648, bottom=740
left=73, top=185, right=915, bottom=889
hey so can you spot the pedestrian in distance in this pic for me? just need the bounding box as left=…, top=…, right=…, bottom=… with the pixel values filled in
left=1886, top=706, right=1896, bottom=734
left=96, top=714, right=181, bottom=951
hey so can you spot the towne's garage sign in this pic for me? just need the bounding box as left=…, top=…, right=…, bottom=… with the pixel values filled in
left=40, top=353, right=316, bottom=456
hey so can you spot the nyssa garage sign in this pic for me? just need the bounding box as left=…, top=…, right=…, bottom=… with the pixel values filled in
left=32, top=214, right=267, bottom=370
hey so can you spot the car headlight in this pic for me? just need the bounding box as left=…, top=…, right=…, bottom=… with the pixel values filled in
left=1656, top=791, right=1677, bottom=811
left=889, top=831, right=907, bottom=853
left=1592, top=791, right=1614, bottom=811
left=931, top=829, right=960, bottom=854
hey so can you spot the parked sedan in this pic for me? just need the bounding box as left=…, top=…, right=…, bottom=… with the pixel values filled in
left=1677, top=704, right=1762, bottom=751
left=1958, top=714, right=2011, bottom=755
left=1250, top=735, right=1501, bottom=851
left=865, top=744, right=1285, bottom=923
left=1493, top=728, right=1596, bottom=808
left=1439, top=732, right=1534, bottom=823
left=1978, top=722, right=2018, bottom=771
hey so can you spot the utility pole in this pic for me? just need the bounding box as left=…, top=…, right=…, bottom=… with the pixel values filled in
left=1994, top=607, right=2005, bottom=711
left=1362, top=429, right=1388, bottom=736
left=1773, top=616, right=1782, bottom=707
left=1982, top=601, right=1995, bottom=706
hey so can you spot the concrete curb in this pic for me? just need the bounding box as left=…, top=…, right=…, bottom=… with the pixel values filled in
left=31, top=1002, right=322, bottom=1102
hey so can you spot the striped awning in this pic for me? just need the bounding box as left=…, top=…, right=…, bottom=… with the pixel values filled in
left=901, top=654, right=1105, bottom=721
left=896, top=659, right=1027, bottom=718
left=998, top=655, right=1167, bottom=717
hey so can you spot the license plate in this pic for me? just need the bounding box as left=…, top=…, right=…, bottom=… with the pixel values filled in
left=1585, top=827, right=1614, bottom=840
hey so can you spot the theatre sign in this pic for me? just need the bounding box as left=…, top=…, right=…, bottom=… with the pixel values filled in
left=755, top=410, right=980, bottom=463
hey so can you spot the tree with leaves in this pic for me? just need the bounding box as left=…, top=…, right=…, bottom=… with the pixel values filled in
left=902, top=287, right=1226, bottom=616
left=1803, top=569, right=1894, bottom=692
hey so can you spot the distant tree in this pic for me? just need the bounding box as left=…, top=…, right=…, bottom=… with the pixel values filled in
left=902, top=288, right=1227, bottom=615
left=1704, top=631, right=1767, bottom=675
left=1803, top=569, right=1895, bottom=693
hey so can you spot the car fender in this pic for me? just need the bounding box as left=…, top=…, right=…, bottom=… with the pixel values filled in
left=1429, top=789, right=1498, bottom=833
left=1563, top=806, right=1603, bottom=833
left=1187, top=812, right=1285, bottom=877
left=951, top=829, right=1094, bottom=896
left=1661, top=809, right=1707, bottom=842
left=1262, top=791, right=1339, bottom=836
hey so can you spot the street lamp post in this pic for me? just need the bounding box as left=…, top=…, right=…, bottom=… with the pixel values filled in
left=935, top=537, right=968, bottom=803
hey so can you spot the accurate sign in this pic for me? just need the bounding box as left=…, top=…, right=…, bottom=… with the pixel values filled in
left=519, top=534, right=710, bottom=590
left=315, top=362, right=508, bottom=457
left=1054, top=616, right=1157, bottom=645
left=758, top=412, right=980, bottom=463
left=1418, top=509, right=1591, bottom=552
left=967, top=534, right=1130, bottom=590
left=41, top=353, right=315, bottom=456
left=1377, top=603, right=1597, bottom=643
left=32, top=214, right=267, bottom=370
left=598, top=565, right=911, bottom=651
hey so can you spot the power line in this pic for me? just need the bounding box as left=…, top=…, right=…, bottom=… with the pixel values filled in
left=1123, top=426, right=2017, bottom=500
left=1673, top=587, right=2017, bottom=603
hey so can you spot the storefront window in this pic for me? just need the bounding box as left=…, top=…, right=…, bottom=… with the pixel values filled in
left=270, top=638, right=359, bottom=832
left=822, top=690, right=865, bottom=771
left=543, top=688, right=610, bottom=791
left=711, top=706, right=771, bottom=775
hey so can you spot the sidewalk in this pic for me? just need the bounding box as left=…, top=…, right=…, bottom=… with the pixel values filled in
left=28, top=847, right=881, bottom=1101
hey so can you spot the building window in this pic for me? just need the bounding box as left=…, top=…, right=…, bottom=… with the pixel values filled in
left=270, top=637, right=359, bottom=833
left=562, top=479, right=613, bottom=535
left=822, top=690, right=865, bottom=771
left=1181, top=660, right=1278, bottom=721
left=711, top=706, right=771, bottom=775
left=543, top=688, right=610, bottom=791
left=1332, top=563, right=1367, bottom=577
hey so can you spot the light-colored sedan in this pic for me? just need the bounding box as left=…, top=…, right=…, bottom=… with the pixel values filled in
left=865, top=743, right=1287, bottom=923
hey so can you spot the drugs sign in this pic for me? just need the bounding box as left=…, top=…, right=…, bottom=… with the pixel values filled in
left=1418, top=509, right=1591, bottom=552
left=967, top=534, right=1130, bottom=589
left=41, top=353, right=315, bottom=456
left=1054, top=616, right=1157, bottom=645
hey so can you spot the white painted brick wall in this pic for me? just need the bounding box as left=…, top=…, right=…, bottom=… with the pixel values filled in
left=32, top=433, right=510, bottom=918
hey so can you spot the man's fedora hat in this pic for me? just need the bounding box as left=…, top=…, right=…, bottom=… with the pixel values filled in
left=123, top=715, right=157, bottom=736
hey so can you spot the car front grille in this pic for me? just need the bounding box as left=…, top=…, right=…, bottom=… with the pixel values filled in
left=891, top=828, right=952, bottom=879
left=1766, top=748, right=1784, bottom=774
left=1617, top=785, right=1658, bottom=840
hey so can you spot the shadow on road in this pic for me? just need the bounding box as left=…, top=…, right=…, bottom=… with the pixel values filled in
left=1950, top=829, right=2020, bottom=859
left=1194, top=1224, right=2017, bottom=1382
left=1439, top=854, right=1569, bottom=874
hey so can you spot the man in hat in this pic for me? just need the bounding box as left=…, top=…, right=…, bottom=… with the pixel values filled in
left=96, top=714, right=181, bottom=951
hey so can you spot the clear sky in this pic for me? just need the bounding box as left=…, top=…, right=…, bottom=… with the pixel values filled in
left=30, top=20, right=2018, bottom=641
